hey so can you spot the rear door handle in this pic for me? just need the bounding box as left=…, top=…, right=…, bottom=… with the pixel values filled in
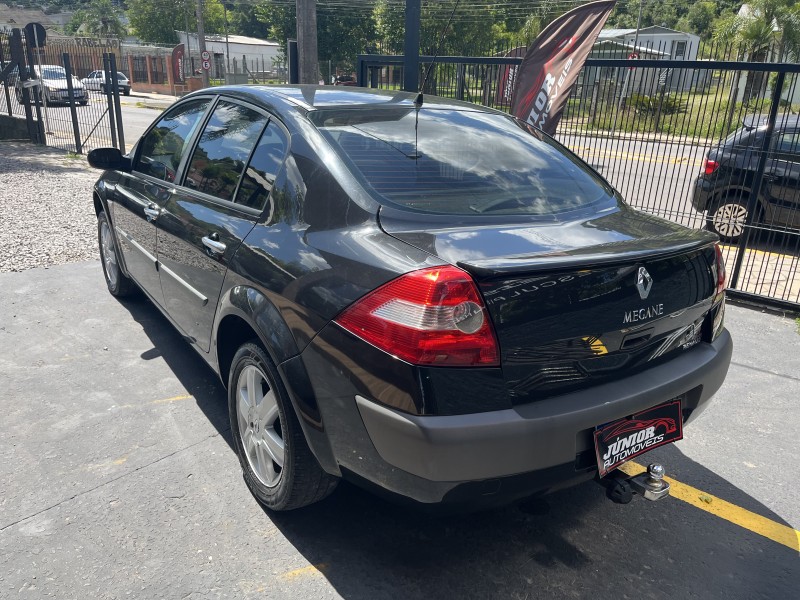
left=202, top=234, right=226, bottom=255
left=143, top=203, right=160, bottom=221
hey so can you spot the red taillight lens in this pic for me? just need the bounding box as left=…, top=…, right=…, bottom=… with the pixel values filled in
left=714, top=243, right=726, bottom=296
left=704, top=158, right=719, bottom=175
left=335, top=266, right=500, bottom=367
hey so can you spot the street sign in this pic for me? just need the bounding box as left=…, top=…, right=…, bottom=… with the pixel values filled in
left=201, top=51, right=210, bottom=61
left=202, top=60, right=211, bottom=71
left=628, top=52, right=638, bottom=70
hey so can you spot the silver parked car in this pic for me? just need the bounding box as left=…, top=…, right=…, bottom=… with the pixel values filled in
left=81, top=70, right=131, bottom=96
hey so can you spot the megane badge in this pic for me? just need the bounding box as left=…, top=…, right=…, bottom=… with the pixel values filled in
left=636, top=267, right=653, bottom=300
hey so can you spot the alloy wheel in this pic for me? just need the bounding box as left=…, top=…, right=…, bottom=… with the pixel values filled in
left=711, top=202, right=748, bottom=239
left=236, top=364, right=285, bottom=488
left=99, top=220, right=119, bottom=289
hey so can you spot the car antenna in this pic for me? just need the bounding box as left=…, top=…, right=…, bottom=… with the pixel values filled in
left=415, top=0, right=461, bottom=107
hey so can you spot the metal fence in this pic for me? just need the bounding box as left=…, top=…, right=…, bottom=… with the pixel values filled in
left=357, top=46, right=800, bottom=311
left=0, top=28, right=124, bottom=153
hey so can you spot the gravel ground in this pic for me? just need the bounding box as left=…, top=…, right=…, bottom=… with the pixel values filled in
left=0, top=141, right=99, bottom=272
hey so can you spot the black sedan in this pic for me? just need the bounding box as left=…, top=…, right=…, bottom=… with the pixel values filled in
left=88, top=86, right=732, bottom=511
left=692, top=114, right=800, bottom=243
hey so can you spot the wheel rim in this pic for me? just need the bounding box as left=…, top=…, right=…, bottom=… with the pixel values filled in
left=99, top=220, right=119, bottom=289
left=236, top=364, right=284, bottom=488
left=712, top=202, right=748, bottom=238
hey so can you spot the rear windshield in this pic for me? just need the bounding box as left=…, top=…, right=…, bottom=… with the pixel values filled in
left=310, top=107, right=615, bottom=216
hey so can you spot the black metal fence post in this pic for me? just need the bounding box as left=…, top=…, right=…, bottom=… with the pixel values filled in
left=62, top=53, right=82, bottom=153
left=103, top=53, right=118, bottom=150
left=728, top=70, right=786, bottom=290
left=109, top=53, right=125, bottom=151
left=403, top=0, right=420, bottom=92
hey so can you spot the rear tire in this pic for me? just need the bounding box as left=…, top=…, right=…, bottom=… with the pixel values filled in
left=706, top=195, right=751, bottom=243
left=228, top=342, right=337, bottom=511
left=98, top=211, right=135, bottom=297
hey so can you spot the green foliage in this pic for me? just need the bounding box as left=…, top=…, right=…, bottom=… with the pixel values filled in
left=127, top=0, right=226, bottom=45
left=629, top=92, right=687, bottom=115
left=65, top=0, right=126, bottom=37
left=253, top=1, right=376, bottom=71
left=713, top=0, right=800, bottom=60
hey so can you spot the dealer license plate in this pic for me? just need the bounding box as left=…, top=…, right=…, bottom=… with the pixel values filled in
left=594, top=400, right=683, bottom=477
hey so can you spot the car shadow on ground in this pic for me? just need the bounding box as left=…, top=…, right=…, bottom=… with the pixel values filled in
left=264, top=444, right=798, bottom=599
left=116, top=292, right=234, bottom=450
left=114, top=293, right=798, bottom=599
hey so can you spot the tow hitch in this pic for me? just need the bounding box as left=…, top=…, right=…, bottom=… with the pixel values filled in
left=602, top=463, right=671, bottom=504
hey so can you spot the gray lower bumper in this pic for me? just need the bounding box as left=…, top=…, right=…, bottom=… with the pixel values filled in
left=356, top=329, right=733, bottom=482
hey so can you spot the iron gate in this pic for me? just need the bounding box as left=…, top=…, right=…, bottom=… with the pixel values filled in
left=0, top=27, right=125, bottom=153
left=357, top=52, right=800, bottom=312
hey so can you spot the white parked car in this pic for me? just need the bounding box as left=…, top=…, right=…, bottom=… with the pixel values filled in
left=15, top=64, right=88, bottom=105
left=81, top=70, right=131, bottom=96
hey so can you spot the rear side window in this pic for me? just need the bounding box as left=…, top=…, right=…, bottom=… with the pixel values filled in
left=235, top=121, right=289, bottom=210
left=135, top=98, right=210, bottom=182
left=311, top=107, right=614, bottom=216
left=183, top=100, right=268, bottom=202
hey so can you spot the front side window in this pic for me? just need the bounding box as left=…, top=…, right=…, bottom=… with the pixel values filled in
left=234, top=121, right=289, bottom=210
left=135, top=98, right=210, bottom=182
left=183, top=101, right=269, bottom=202
left=311, top=107, right=615, bottom=216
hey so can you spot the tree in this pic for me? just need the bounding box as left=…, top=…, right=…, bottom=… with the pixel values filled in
left=127, top=0, right=226, bottom=45
left=714, top=1, right=800, bottom=116
left=254, top=1, right=376, bottom=73
left=65, top=0, right=127, bottom=37
left=675, top=2, right=717, bottom=39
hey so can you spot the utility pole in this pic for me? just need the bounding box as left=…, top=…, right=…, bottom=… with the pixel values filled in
left=296, top=0, right=319, bottom=84
left=196, top=0, right=210, bottom=87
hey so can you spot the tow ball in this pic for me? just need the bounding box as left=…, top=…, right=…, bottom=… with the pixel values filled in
left=602, top=463, right=671, bottom=504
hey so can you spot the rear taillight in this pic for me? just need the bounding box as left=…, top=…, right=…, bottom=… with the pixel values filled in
left=335, top=266, right=500, bottom=367
left=714, top=243, right=726, bottom=296
left=704, top=158, right=719, bottom=175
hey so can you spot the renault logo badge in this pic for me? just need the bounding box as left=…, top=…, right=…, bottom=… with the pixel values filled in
left=636, top=267, right=653, bottom=300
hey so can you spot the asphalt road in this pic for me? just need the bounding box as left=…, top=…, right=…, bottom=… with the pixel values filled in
left=1, top=261, right=798, bottom=599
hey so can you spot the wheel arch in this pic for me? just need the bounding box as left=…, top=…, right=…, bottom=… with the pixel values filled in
left=214, top=288, right=339, bottom=475
left=710, top=186, right=772, bottom=220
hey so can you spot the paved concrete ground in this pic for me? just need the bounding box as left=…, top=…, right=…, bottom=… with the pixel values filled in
left=0, top=261, right=798, bottom=599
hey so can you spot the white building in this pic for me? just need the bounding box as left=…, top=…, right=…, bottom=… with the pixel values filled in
left=176, top=31, right=280, bottom=78
left=598, top=26, right=700, bottom=61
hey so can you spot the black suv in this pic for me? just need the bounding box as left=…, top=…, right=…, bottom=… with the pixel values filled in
left=692, top=114, right=800, bottom=243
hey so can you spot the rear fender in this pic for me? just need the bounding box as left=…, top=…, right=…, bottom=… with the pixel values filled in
left=213, top=283, right=340, bottom=476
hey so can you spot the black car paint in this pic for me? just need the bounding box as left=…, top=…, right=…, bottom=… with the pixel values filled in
left=692, top=115, right=800, bottom=228
left=92, top=85, right=730, bottom=508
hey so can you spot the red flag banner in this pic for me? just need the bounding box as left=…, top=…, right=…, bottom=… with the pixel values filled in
left=172, top=43, right=185, bottom=84
left=511, top=0, right=616, bottom=135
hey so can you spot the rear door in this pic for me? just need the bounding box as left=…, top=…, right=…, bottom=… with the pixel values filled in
left=765, top=129, right=800, bottom=229
left=111, top=97, right=212, bottom=305
left=156, top=99, right=289, bottom=351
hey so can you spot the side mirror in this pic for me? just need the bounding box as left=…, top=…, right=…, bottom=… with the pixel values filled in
left=87, top=147, right=130, bottom=172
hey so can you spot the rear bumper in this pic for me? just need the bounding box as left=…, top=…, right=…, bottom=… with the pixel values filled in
left=691, top=177, right=715, bottom=212
left=355, top=329, right=732, bottom=487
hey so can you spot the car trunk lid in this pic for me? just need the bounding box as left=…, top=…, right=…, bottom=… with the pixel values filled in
left=379, top=205, right=720, bottom=403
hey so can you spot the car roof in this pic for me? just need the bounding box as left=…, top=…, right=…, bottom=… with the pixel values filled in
left=195, top=84, right=500, bottom=114
left=742, top=113, right=800, bottom=130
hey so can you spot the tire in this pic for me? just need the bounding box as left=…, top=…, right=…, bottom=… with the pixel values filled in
left=79, top=100, right=88, bottom=106
left=98, top=211, right=135, bottom=297
left=706, top=195, right=751, bottom=243
left=123, top=88, right=130, bottom=96
left=229, top=342, right=337, bottom=511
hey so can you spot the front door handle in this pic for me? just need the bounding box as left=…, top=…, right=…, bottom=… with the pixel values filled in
left=143, top=203, right=160, bottom=221
left=202, top=234, right=226, bottom=256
